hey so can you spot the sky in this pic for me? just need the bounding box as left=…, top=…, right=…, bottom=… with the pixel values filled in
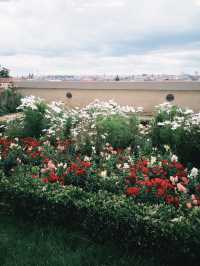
left=0, top=0, right=200, bottom=76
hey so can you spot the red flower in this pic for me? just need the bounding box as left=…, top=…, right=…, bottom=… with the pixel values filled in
left=30, top=150, right=41, bottom=158
left=142, top=167, right=149, bottom=174
left=42, top=178, right=49, bottom=183
left=81, top=161, right=92, bottom=168
left=71, top=163, right=78, bottom=170
left=162, top=160, right=168, bottom=165
left=127, top=187, right=140, bottom=196
left=165, top=195, right=179, bottom=207
left=142, top=160, right=148, bottom=167
left=49, top=171, right=59, bottom=183
left=173, top=162, right=184, bottom=170
left=76, top=168, right=86, bottom=176
left=43, top=158, right=50, bottom=164
left=156, top=188, right=165, bottom=197
left=23, top=137, right=40, bottom=148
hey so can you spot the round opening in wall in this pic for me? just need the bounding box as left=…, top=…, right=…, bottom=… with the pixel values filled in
left=66, top=92, right=72, bottom=99
left=166, top=94, right=174, bottom=102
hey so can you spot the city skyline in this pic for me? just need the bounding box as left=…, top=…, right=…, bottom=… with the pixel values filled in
left=0, top=0, right=200, bottom=75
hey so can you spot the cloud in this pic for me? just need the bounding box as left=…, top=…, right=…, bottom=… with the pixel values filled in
left=0, top=0, right=200, bottom=74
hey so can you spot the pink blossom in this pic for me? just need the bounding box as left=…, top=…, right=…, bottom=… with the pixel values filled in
left=47, top=160, right=56, bottom=170
left=177, top=183, right=187, bottom=193
left=186, top=202, right=192, bottom=209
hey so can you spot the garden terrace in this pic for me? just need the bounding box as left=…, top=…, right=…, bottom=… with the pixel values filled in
left=0, top=97, right=200, bottom=263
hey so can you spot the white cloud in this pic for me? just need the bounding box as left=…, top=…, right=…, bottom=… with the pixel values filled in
left=1, top=45, right=200, bottom=76
left=0, top=0, right=200, bottom=74
left=194, top=0, right=200, bottom=6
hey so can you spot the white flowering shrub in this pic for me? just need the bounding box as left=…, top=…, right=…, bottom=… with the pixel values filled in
left=15, top=96, right=49, bottom=137
left=151, top=102, right=200, bottom=166
left=69, top=99, right=142, bottom=155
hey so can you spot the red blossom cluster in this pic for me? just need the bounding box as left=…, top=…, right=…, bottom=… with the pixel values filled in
left=126, top=158, right=198, bottom=208
left=22, top=137, right=44, bottom=159
left=0, top=137, right=12, bottom=158
left=66, top=161, right=92, bottom=176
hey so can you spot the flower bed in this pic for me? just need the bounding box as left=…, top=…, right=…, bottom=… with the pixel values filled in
left=0, top=97, right=200, bottom=260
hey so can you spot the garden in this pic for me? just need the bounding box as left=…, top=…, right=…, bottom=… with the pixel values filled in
left=0, top=93, right=200, bottom=264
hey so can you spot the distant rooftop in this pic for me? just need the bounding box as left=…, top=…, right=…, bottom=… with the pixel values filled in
left=14, top=80, right=200, bottom=91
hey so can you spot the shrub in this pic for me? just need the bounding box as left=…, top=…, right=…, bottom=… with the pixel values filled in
left=23, top=102, right=48, bottom=138
left=0, top=175, right=200, bottom=263
left=4, top=119, right=24, bottom=138
left=96, top=115, right=138, bottom=149
left=0, top=88, right=22, bottom=115
left=151, top=103, right=200, bottom=167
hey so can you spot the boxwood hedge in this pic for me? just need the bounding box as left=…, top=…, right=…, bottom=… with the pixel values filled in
left=0, top=173, right=200, bottom=263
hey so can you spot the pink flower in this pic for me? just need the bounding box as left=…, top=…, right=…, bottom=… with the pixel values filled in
left=191, top=194, right=196, bottom=200
left=57, top=145, right=65, bottom=151
left=41, top=168, right=48, bottom=173
left=47, top=160, right=56, bottom=170
left=192, top=199, right=198, bottom=206
left=186, top=202, right=192, bottom=209
left=177, top=183, right=187, bottom=193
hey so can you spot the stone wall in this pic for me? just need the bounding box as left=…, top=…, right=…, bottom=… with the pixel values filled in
left=14, top=81, right=200, bottom=113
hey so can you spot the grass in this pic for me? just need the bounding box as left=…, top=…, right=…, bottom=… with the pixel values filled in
left=0, top=209, right=166, bottom=266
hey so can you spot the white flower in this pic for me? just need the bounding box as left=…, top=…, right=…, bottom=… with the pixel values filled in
left=184, top=109, right=194, bottom=115
left=100, top=170, right=107, bottom=178
left=150, top=156, right=157, bottom=165
left=18, top=95, right=43, bottom=110
left=190, top=168, right=198, bottom=178
left=157, top=122, right=165, bottom=126
left=84, top=156, right=91, bottom=161
left=123, top=163, right=130, bottom=169
left=48, top=101, right=64, bottom=114
left=171, top=154, right=178, bottom=162
left=164, top=145, right=170, bottom=151
left=116, top=164, right=122, bottom=169
left=10, top=143, right=18, bottom=149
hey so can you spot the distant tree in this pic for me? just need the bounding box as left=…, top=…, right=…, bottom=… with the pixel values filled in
left=0, top=66, right=10, bottom=78
left=115, top=75, right=120, bottom=81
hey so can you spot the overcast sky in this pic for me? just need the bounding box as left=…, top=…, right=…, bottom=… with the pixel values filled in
left=0, top=0, right=200, bottom=75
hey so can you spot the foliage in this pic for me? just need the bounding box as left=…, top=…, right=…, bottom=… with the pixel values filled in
left=1, top=98, right=200, bottom=261
left=0, top=88, right=22, bottom=115
left=0, top=175, right=200, bottom=263
left=96, top=114, right=139, bottom=149
left=0, top=66, right=9, bottom=78
left=151, top=103, right=200, bottom=167
left=23, top=102, right=49, bottom=138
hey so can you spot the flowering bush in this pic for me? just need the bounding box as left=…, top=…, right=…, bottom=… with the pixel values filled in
left=126, top=154, right=200, bottom=208
left=1, top=98, right=200, bottom=261
left=0, top=98, right=200, bottom=210
left=151, top=102, right=200, bottom=166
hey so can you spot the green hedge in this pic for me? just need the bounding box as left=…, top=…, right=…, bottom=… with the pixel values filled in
left=0, top=175, right=200, bottom=263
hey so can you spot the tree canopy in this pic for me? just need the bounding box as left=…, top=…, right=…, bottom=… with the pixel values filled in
left=0, top=66, right=10, bottom=78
